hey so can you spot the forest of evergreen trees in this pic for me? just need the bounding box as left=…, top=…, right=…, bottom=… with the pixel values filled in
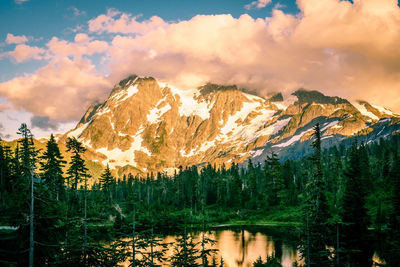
left=1, top=123, right=400, bottom=266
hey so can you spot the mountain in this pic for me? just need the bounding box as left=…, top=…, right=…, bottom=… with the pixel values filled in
left=60, top=75, right=400, bottom=178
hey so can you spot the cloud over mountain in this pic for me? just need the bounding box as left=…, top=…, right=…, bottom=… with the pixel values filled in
left=0, top=58, right=111, bottom=120
left=0, top=0, right=400, bottom=122
left=30, top=115, right=59, bottom=131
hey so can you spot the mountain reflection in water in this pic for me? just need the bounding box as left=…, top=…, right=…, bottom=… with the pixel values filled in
left=121, top=229, right=301, bottom=267
left=213, top=229, right=300, bottom=267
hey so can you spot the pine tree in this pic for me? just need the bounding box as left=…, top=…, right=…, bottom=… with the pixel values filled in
left=170, top=228, right=201, bottom=266
left=252, top=255, right=282, bottom=267
left=384, top=153, right=400, bottom=266
left=134, top=228, right=169, bottom=266
left=39, top=134, right=66, bottom=199
left=341, top=143, right=372, bottom=266
left=16, top=124, right=37, bottom=267
left=300, top=123, right=331, bottom=266
left=17, top=123, right=37, bottom=178
left=99, top=164, right=115, bottom=205
left=66, top=137, right=89, bottom=192
left=265, top=152, right=284, bottom=206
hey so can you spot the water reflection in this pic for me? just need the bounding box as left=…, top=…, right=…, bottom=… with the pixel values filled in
left=121, top=228, right=301, bottom=267
left=213, top=229, right=300, bottom=267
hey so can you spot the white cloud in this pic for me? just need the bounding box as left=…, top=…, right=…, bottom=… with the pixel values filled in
left=5, top=33, right=28, bottom=44
left=0, top=57, right=111, bottom=120
left=88, top=8, right=168, bottom=34
left=245, top=0, right=272, bottom=10
left=46, top=36, right=108, bottom=59
left=1, top=44, right=45, bottom=62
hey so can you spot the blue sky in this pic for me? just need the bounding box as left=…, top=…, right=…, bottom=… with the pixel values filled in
left=0, top=0, right=399, bottom=140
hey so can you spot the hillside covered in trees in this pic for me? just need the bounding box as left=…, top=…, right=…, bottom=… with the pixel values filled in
left=1, top=123, right=400, bottom=266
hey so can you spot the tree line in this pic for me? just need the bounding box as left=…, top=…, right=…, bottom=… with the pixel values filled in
left=0, top=123, right=400, bottom=266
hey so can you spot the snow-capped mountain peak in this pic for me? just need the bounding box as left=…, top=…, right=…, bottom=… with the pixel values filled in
left=61, top=75, right=400, bottom=177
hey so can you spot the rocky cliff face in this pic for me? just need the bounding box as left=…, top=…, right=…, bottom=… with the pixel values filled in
left=61, top=75, right=400, bottom=177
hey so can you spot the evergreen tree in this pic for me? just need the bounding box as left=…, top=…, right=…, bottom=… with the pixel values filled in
left=170, top=230, right=201, bottom=266
left=134, top=228, right=169, bottom=266
left=252, top=255, right=282, bottom=267
left=99, top=164, right=115, bottom=204
left=16, top=124, right=37, bottom=266
left=300, top=123, right=331, bottom=266
left=66, top=137, right=89, bottom=192
left=384, top=153, right=400, bottom=266
left=265, top=152, right=284, bottom=206
left=17, top=123, right=37, bottom=173
left=341, top=143, right=372, bottom=266
left=39, top=134, right=66, bottom=199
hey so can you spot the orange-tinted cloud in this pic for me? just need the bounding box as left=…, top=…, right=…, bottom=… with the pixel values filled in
left=5, top=33, right=28, bottom=44
left=244, top=0, right=272, bottom=10
left=0, top=58, right=111, bottom=120
left=1, top=44, right=45, bottom=62
left=46, top=36, right=108, bottom=59
left=88, top=8, right=168, bottom=34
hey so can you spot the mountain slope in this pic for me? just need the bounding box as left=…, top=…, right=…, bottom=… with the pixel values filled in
left=61, top=75, right=400, bottom=177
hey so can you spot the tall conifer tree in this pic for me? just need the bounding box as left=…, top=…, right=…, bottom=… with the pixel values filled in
left=300, top=123, right=330, bottom=266
left=39, top=134, right=66, bottom=199
left=99, top=164, right=114, bottom=204
left=341, top=143, right=372, bottom=266
left=66, top=137, right=89, bottom=192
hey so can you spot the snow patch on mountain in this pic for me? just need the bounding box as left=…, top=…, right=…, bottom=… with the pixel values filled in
left=67, top=122, right=90, bottom=139
left=371, top=104, right=394, bottom=116
left=218, top=101, right=268, bottom=142
left=273, top=128, right=312, bottom=148
left=96, top=126, right=151, bottom=169
left=118, top=131, right=128, bottom=137
left=313, top=103, right=325, bottom=108
left=81, top=139, right=93, bottom=149
left=265, top=117, right=292, bottom=135
left=111, top=77, right=139, bottom=103
left=108, top=117, right=115, bottom=131
left=379, top=118, right=391, bottom=123
left=321, top=120, right=339, bottom=131
left=96, top=146, right=135, bottom=169
left=147, top=98, right=171, bottom=124
left=321, top=135, right=333, bottom=140
left=247, top=116, right=291, bottom=143
left=180, top=140, right=216, bottom=158
left=250, top=149, right=264, bottom=158
left=331, top=124, right=342, bottom=129
left=158, top=82, right=212, bottom=120
left=352, top=102, right=379, bottom=121
left=119, top=84, right=139, bottom=102
left=198, top=140, right=216, bottom=153
left=243, top=93, right=264, bottom=102
left=96, top=106, right=111, bottom=117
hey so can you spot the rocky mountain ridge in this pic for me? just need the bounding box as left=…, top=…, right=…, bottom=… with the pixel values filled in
left=57, top=75, right=400, bottom=177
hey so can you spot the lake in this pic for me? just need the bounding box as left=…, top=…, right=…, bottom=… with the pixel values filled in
left=121, top=227, right=302, bottom=266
